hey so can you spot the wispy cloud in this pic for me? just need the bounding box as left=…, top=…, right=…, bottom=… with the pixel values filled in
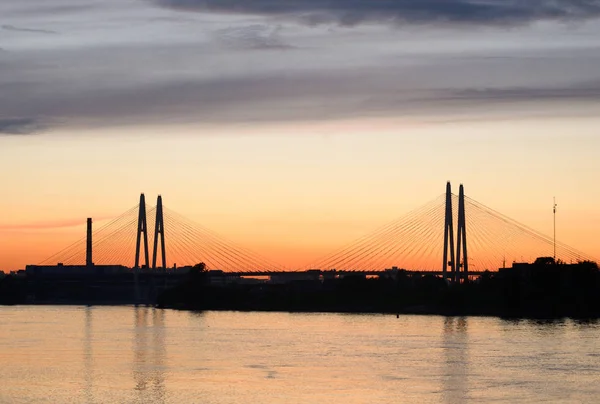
left=0, top=118, right=44, bottom=135
left=0, top=217, right=109, bottom=231
left=153, top=0, right=600, bottom=26
left=214, top=25, right=293, bottom=50
left=443, top=84, right=600, bottom=102
left=2, top=24, right=58, bottom=34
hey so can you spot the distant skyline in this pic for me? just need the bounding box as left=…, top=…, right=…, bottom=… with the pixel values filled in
left=1, top=0, right=600, bottom=270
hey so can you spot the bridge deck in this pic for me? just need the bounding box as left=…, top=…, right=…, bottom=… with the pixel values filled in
left=219, top=270, right=488, bottom=277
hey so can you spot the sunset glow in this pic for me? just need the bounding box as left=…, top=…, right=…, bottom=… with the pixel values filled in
left=1, top=1, right=600, bottom=271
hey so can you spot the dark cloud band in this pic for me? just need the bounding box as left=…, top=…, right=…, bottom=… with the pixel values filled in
left=0, top=118, right=43, bottom=135
left=152, top=0, right=600, bottom=26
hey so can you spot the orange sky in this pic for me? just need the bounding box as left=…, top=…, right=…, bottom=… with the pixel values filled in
left=1, top=117, right=599, bottom=271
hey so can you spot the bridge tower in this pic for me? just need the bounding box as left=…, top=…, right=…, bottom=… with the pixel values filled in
left=456, top=184, right=468, bottom=282
left=442, top=181, right=456, bottom=281
left=134, top=193, right=150, bottom=268
left=152, top=195, right=167, bottom=269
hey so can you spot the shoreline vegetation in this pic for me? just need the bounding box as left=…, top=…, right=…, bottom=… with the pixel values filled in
left=155, top=259, right=600, bottom=319
left=1, top=258, right=599, bottom=319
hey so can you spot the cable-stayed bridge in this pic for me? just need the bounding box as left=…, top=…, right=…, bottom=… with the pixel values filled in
left=40, top=194, right=284, bottom=274
left=38, top=182, right=596, bottom=281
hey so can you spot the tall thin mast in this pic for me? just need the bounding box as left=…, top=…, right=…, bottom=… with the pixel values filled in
left=553, top=197, right=557, bottom=262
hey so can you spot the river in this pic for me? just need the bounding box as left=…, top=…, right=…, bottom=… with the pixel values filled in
left=0, top=306, right=598, bottom=403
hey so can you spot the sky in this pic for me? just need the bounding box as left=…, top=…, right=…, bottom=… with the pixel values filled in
left=1, top=0, right=600, bottom=271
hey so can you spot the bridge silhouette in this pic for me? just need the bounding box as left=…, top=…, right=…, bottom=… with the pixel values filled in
left=40, top=182, right=596, bottom=281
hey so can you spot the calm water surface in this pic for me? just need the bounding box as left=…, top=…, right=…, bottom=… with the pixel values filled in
left=0, top=306, right=599, bottom=403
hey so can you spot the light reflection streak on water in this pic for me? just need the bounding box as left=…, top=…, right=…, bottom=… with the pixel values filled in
left=133, top=306, right=166, bottom=404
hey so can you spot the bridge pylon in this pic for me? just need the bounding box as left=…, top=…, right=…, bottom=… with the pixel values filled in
left=134, top=193, right=150, bottom=269
left=456, top=184, right=468, bottom=282
left=152, top=195, right=167, bottom=269
left=443, top=181, right=456, bottom=281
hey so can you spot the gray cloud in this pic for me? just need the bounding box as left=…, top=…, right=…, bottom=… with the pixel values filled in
left=0, top=118, right=44, bottom=135
left=2, top=0, right=600, bottom=133
left=2, top=65, right=599, bottom=131
left=444, top=84, right=600, bottom=102
left=215, top=25, right=293, bottom=50
left=152, top=0, right=600, bottom=26
left=2, top=24, right=58, bottom=34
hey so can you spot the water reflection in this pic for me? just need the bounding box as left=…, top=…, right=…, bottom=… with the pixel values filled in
left=83, top=307, right=94, bottom=404
left=573, top=318, right=600, bottom=327
left=4, top=308, right=600, bottom=403
left=442, top=317, right=468, bottom=404
left=529, top=318, right=567, bottom=326
left=133, top=307, right=166, bottom=404
left=188, top=310, right=206, bottom=319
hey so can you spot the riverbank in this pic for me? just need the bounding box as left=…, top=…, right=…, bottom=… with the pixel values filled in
left=3, top=260, right=599, bottom=319
left=155, top=260, right=600, bottom=319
